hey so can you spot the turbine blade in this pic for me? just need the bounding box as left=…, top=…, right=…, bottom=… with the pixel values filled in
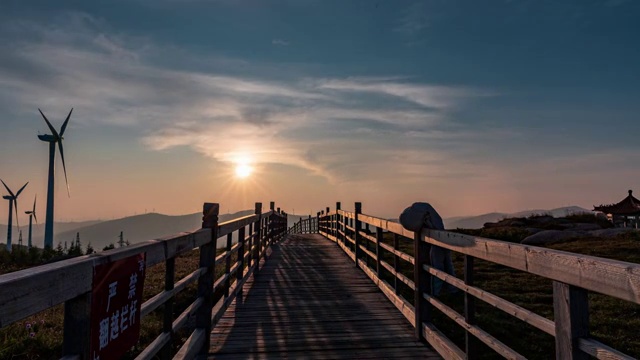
left=0, top=179, right=15, bottom=198
left=14, top=199, right=20, bottom=230
left=33, top=195, right=38, bottom=224
left=58, top=141, right=70, bottom=197
left=38, top=108, right=60, bottom=138
left=15, top=182, right=28, bottom=197
left=60, top=108, right=73, bottom=137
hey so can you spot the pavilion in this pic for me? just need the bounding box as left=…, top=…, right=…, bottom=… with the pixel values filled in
left=593, top=190, right=640, bottom=228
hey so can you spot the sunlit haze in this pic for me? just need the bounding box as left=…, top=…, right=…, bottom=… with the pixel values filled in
left=1, top=0, right=639, bottom=229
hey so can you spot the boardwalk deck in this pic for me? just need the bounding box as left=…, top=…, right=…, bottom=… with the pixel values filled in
left=209, top=234, right=440, bottom=359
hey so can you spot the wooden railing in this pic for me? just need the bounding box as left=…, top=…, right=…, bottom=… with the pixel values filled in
left=301, top=202, right=640, bottom=360
left=0, top=201, right=288, bottom=359
left=288, top=214, right=318, bottom=234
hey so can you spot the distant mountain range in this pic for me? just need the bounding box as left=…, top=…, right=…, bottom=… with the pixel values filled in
left=1, top=210, right=305, bottom=251
left=1, top=206, right=591, bottom=251
left=443, top=206, right=591, bottom=229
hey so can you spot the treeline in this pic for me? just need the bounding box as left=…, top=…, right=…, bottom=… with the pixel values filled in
left=0, top=233, right=128, bottom=275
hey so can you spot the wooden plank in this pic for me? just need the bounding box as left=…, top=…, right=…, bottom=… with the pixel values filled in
left=161, top=257, right=175, bottom=360
left=141, top=267, right=205, bottom=317
left=424, top=293, right=526, bottom=360
left=209, top=234, right=440, bottom=359
left=422, top=322, right=465, bottom=360
left=358, top=213, right=414, bottom=239
left=0, top=228, right=211, bottom=328
left=424, top=263, right=555, bottom=336
left=578, top=338, right=636, bottom=360
left=414, top=230, right=431, bottom=340
left=174, top=328, right=206, bottom=360
left=380, top=241, right=415, bottom=265
left=358, top=243, right=377, bottom=262
left=135, top=332, right=171, bottom=360
left=357, top=258, right=416, bottom=325
left=62, top=292, right=91, bottom=358
left=464, top=255, right=477, bottom=360
left=421, top=229, right=640, bottom=304
left=173, top=297, right=203, bottom=332
left=554, top=281, right=590, bottom=360
left=380, top=259, right=415, bottom=290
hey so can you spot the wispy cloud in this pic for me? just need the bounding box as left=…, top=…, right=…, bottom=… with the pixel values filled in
left=394, top=2, right=430, bottom=35
left=0, top=11, right=496, bottom=186
left=272, top=39, right=290, bottom=46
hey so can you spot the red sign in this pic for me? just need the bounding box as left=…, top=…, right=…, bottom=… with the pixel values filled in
left=90, top=253, right=146, bottom=360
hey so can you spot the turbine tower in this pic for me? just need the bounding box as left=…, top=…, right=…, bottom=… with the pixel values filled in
left=24, top=195, right=37, bottom=248
left=38, top=108, right=72, bottom=249
left=1, top=180, right=28, bottom=252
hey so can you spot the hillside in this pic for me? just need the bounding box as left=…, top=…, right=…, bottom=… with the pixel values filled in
left=444, top=206, right=590, bottom=229
left=0, top=220, right=102, bottom=248
left=53, top=210, right=254, bottom=251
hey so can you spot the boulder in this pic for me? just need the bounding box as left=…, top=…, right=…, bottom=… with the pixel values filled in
left=559, top=223, right=602, bottom=231
left=587, top=228, right=639, bottom=238
left=525, top=228, right=544, bottom=235
left=521, top=230, right=583, bottom=246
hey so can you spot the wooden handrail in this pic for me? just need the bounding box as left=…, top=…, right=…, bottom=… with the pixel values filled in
left=0, top=202, right=288, bottom=360
left=313, top=203, right=640, bottom=360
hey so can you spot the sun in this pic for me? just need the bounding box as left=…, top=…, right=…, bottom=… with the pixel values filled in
left=234, top=163, right=253, bottom=179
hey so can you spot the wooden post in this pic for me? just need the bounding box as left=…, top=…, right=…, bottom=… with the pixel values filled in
left=254, top=203, right=262, bottom=274
left=413, top=228, right=431, bottom=340
left=159, top=256, right=175, bottom=360
left=237, top=225, right=245, bottom=297
left=365, top=223, right=371, bottom=268
left=62, top=292, right=91, bottom=358
left=247, top=221, right=253, bottom=269
left=464, top=255, right=477, bottom=359
left=553, top=282, right=589, bottom=359
left=308, top=215, right=311, bottom=234
left=336, top=202, right=341, bottom=243
left=197, top=202, right=219, bottom=355
left=268, top=201, right=275, bottom=247
left=325, top=207, right=330, bottom=235
left=393, top=233, right=400, bottom=294
left=224, top=232, right=232, bottom=298
left=354, top=202, right=362, bottom=268
left=375, top=226, right=382, bottom=277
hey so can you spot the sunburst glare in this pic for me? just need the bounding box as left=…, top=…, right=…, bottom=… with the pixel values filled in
left=235, top=163, right=253, bottom=179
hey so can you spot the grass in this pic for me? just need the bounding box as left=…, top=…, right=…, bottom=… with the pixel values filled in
left=0, top=246, right=243, bottom=360
left=363, top=230, right=640, bottom=359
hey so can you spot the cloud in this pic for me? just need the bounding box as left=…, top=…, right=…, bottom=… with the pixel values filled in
left=272, top=39, right=290, bottom=46
left=0, top=11, right=494, bottom=186
left=394, top=2, right=430, bottom=35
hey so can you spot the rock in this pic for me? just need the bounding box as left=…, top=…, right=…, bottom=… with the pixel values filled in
left=521, top=230, right=583, bottom=245
left=559, top=223, right=602, bottom=231
left=525, top=228, right=544, bottom=235
left=587, top=228, right=639, bottom=238
left=527, top=216, right=555, bottom=226
left=571, top=223, right=602, bottom=231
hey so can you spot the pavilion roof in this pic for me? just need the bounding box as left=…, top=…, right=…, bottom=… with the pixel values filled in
left=593, top=190, right=640, bottom=215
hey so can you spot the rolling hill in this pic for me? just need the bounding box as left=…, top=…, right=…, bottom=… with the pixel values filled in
left=53, top=210, right=256, bottom=251
left=443, top=206, right=591, bottom=229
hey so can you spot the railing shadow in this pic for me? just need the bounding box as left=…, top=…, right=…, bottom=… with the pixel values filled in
left=210, top=234, right=423, bottom=358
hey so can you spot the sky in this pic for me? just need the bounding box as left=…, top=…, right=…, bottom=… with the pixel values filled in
left=0, top=0, right=639, bottom=225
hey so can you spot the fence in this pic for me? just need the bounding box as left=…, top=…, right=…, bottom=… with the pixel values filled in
left=292, top=202, right=640, bottom=360
left=0, top=201, right=288, bottom=359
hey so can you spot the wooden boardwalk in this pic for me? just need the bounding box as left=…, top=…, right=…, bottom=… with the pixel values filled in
left=209, top=234, right=440, bottom=359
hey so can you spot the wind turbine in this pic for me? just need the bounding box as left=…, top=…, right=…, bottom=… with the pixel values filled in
left=25, top=195, right=37, bottom=248
left=1, top=180, right=29, bottom=252
left=38, top=108, right=72, bottom=249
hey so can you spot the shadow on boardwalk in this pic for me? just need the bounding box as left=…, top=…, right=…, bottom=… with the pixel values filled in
left=209, top=234, right=440, bottom=359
